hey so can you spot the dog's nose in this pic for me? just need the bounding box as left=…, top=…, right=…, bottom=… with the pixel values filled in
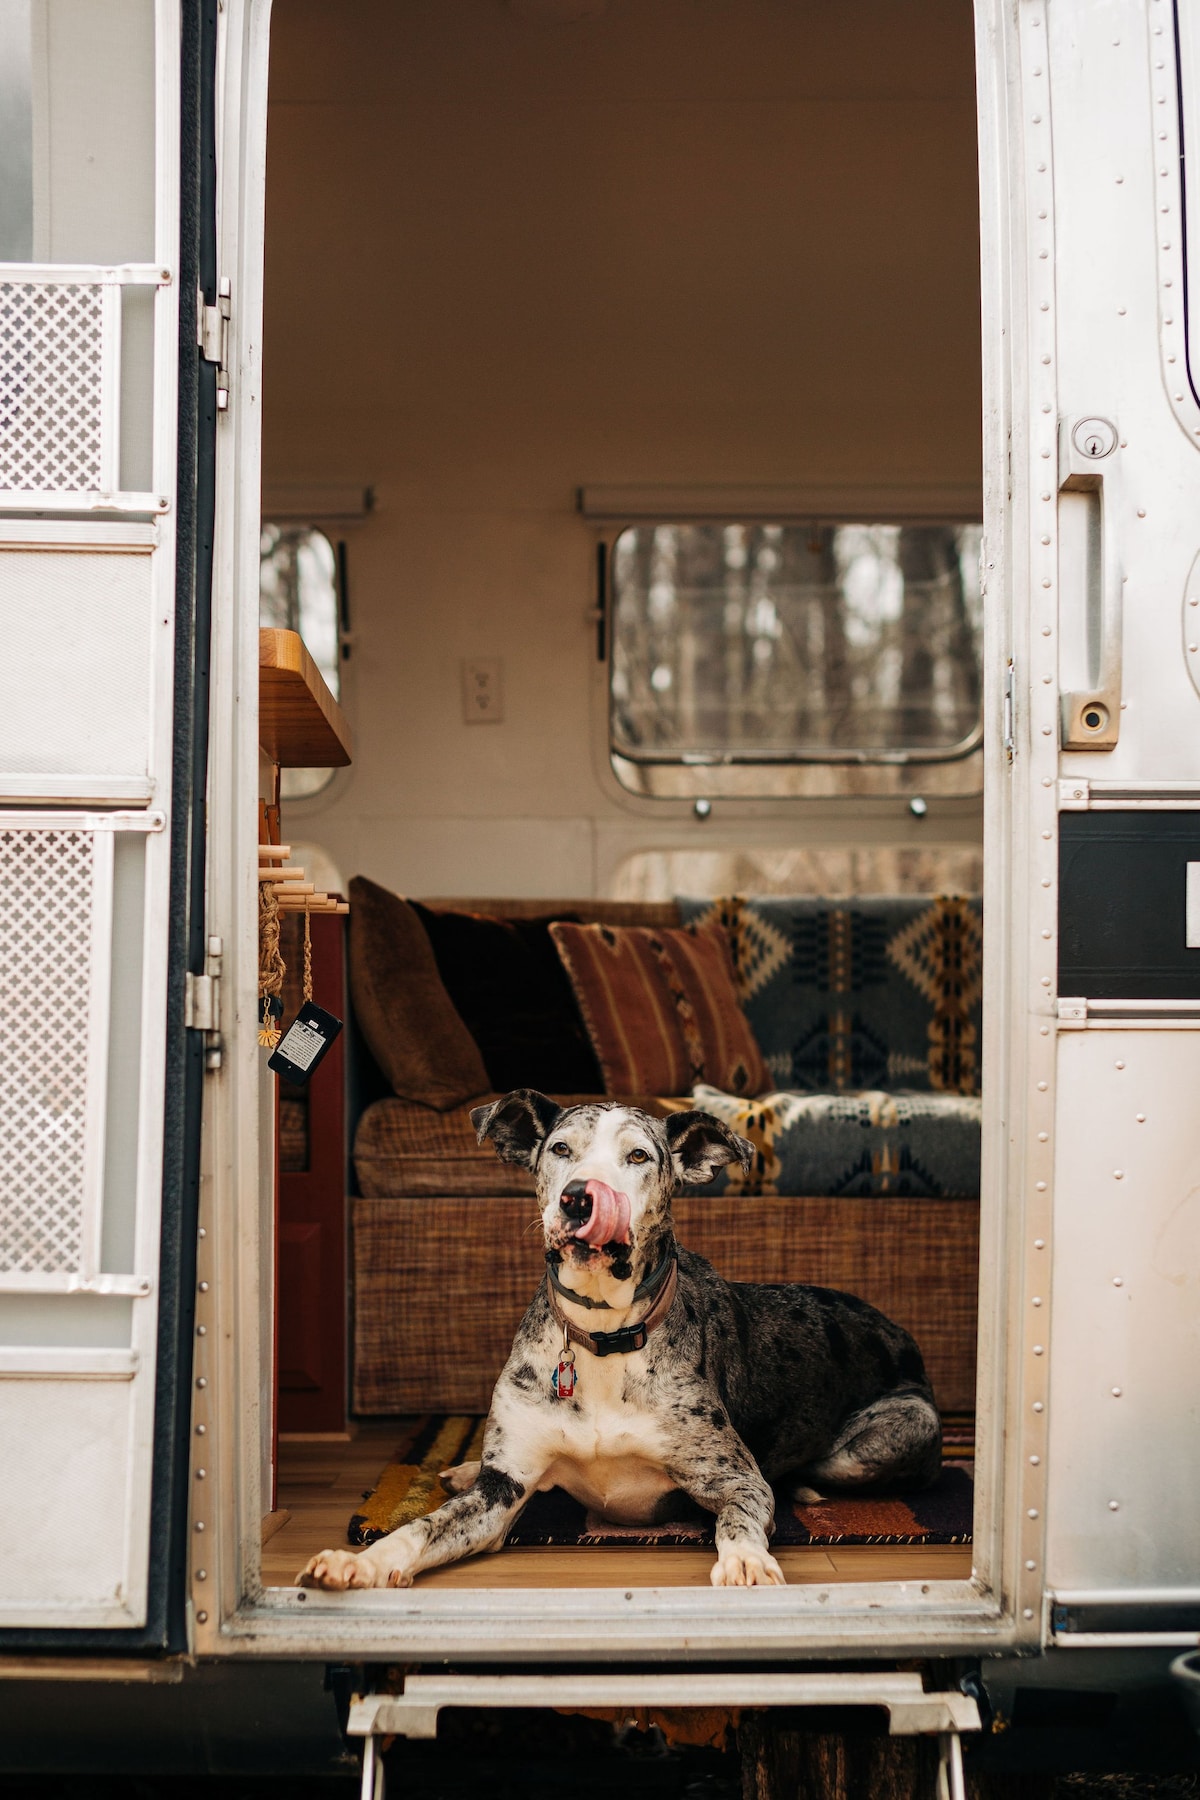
left=560, top=1180, right=592, bottom=1223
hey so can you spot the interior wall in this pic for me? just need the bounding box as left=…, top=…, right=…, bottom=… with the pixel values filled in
left=263, top=0, right=982, bottom=900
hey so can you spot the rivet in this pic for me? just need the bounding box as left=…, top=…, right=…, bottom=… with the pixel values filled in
left=1033, top=1401, right=1045, bottom=1413
left=196, top=1569, right=207, bottom=1580
left=1037, top=163, right=1047, bottom=173
left=1136, top=1113, right=1145, bottom=1123
left=1190, top=598, right=1199, bottom=607
left=1041, top=353, right=1051, bottom=363
left=198, top=1281, right=209, bottom=1293
left=1116, top=1059, right=1125, bottom=1069
left=1116, top=176, right=1125, bottom=186
left=1114, top=1170, right=1124, bottom=1180
left=1041, top=929, right=1051, bottom=938
left=1033, top=1345, right=1045, bottom=1355
left=1035, top=1237, right=1046, bottom=1248
left=1040, top=303, right=1050, bottom=313
left=1040, top=447, right=1051, bottom=456
left=1032, top=1297, right=1043, bottom=1307
left=196, top=1423, right=206, bottom=1436
left=1112, top=1387, right=1122, bottom=1397
left=1137, top=508, right=1147, bottom=518
left=1040, top=1026, right=1049, bottom=1036
left=1038, top=1129, right=1049, bottom=1140
left=1033, top=114, right=1042, bottom=124
left=1113, top=1276, right=1123, bottom=1286
left=1026, top=1559, right=1037, bottom=1572
left=1042, top=726, right=1053, bottom=736
left=196, top=1377, right=207, bottom=1390
left=1038, top=210, right=1048, bottom=221
left=1028, top=1508, right=1040, bottom=1518
left=1118, top=306, right=1127, bottom=315
left=1163, top=205, right=1171, bottom=213
left=1109, top=1500, right=1120, bottom=1511
left=196, top=1468, right=207, bottom=1480
left=1042, top=777, right=1053, bottom=787
left=1041, top=533, right=1051, bottom=544
left=1024, top=1608, right=1035, bottom=1620
left=1041, top=877, right=1052, bottom=886
left=198, top=1227, right=207, bottom=1239
left=1030, top=1453, right=1041, bottom=1463
left=1041, top=576, right=1052, bottom=586
left=1189, top=644, right=1197, bottom=654
left=195, top=1521, right=205, bottom=1533
left=197, top=1611, right=209, bottom=1625
left=1040, top=976, right=1051, bottom=987
left=1042, top=828, right=1052, bottom=838
left=1037, top=1082, right=1048, bottom=1092
left=197, top=1325, right=206, bottom=1337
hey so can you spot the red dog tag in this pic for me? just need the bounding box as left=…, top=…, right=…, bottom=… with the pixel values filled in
left=552, top=1349, right=577, bottom=1400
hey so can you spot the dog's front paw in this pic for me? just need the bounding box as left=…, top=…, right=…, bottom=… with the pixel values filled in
left=297, top=1548, right=381, bottom=1590
left=710, top=1542, right=786, bottom=1588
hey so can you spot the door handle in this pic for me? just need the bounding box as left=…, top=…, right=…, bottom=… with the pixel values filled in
left=1059, top=415, right=1122, bottom=749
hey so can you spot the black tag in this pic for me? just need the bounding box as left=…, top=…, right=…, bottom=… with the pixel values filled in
left=268, top=1001, right=343, bottom=1087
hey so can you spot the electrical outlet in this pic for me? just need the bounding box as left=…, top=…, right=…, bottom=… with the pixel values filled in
left=462, top=658, right=504, bottom=724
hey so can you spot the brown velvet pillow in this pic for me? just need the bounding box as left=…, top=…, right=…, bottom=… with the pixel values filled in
left=348, top=876, right=489, bottom=1110
left=549, top=918, right=770, bottom=1098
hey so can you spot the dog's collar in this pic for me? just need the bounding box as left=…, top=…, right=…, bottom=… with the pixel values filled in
left=547, top=1254, right=678, bottom=1358
left=545, top=1246, right=675, bottom=1311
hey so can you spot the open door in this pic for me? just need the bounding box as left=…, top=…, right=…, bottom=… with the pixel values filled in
left=0, top=0, right=215, bottom=1645
left=988, top=0, right=1200, bottom=1640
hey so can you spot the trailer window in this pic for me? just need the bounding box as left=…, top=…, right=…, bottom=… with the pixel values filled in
left=609, top=523, right=983, bottom=798
left=259, top=524, right=342, bottom=801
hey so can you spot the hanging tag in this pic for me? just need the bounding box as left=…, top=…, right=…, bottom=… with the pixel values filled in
left=268, top=1000, right=343, bottom=1087
left=551, top=1345, right=577, bottom=1400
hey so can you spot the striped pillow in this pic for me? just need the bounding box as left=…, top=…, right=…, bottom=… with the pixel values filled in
left=549, top=919, right=769, bottom=1098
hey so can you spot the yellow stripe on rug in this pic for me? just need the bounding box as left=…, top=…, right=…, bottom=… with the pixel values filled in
left=348, top=1415, right=486, bottom=1545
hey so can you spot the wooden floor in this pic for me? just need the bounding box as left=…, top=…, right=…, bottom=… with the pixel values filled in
left=264, top=1421, right=973, bottom=1591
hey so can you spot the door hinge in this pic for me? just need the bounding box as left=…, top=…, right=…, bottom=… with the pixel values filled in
left=185, top=936, right=224, bottom=1069
left=1003, top=658, right=1015, bottom=763
left=198, top=276, right=232, bottom=410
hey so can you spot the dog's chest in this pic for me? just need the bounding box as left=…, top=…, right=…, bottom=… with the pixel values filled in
left=539, top=1353, right=679, bottom=1523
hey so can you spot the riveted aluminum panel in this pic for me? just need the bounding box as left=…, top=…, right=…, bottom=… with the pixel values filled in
left=1046, top=1031, right=1200, bottom=1594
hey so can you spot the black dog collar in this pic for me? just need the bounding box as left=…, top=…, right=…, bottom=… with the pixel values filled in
left=547, top=1255, right=678, bottom=1358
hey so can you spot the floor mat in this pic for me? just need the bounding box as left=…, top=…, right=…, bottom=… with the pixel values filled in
left=348, top=1413, right=974, bottom=1549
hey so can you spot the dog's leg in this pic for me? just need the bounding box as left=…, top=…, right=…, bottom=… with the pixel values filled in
left=298, top=1457, right=540, bottom=1590
left=791, top=1391, right=942, bottom=1501
left=667, top=1439, right=785, bottom=1588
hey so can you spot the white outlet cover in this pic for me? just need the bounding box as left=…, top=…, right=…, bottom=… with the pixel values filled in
left=462, top=658, right=504, bottom=724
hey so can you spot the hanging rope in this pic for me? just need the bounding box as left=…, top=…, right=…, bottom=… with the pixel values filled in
left=258, top=879, right=285, bottom=1047
left=302, top=902, right=313, bottom=1005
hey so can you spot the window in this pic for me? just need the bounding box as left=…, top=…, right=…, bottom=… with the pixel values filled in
left=259, top=524, right=342, bottom=801
left=609, top=522, right=983, bottom=798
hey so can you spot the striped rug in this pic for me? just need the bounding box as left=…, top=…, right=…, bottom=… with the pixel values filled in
left=349, top=1413, right=974, bottom=1550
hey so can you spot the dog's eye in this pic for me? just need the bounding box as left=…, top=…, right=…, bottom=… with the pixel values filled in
left=627, top=1148, right=650, bottom=1164
left=549, top=1141, right=571, bottom=1158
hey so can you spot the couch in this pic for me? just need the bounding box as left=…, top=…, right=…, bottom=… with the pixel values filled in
left=347, top=887, right=982, bottom=1416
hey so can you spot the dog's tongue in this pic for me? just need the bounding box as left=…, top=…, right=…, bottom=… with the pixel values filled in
left=573, top=1179, right=631, bottom=1247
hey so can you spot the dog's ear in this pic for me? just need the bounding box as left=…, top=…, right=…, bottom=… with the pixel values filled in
left=665, top=1110, right=754, bottom=1186
left=471, top=1089, right=563, bottom=1167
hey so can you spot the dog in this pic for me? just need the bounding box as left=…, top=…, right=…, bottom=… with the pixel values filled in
left=299, top=1090, right=942, bottom=1591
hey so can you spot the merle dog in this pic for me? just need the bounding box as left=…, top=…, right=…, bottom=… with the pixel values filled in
left=300, top=1091, right=941, bottom=1590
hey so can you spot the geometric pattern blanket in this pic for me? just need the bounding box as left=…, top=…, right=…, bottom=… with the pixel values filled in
left=348, top=1414, right=975, bottom=1550
left=693, top=1083, right=982, bottom=1200
left=679, top=894, right=983, bottom=1096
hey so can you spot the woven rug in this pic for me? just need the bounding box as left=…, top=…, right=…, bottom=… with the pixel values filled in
left=348, top=1413, right=974, bottom=1550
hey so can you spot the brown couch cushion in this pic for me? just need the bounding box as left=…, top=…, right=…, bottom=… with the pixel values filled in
left=549, top=918, right=770, bottom=1098
left=348, top=876, right=489, bottom=1110
left=354, top=1092, right=685, bottom=1198
left=411, top=903, right=602, bottom=1093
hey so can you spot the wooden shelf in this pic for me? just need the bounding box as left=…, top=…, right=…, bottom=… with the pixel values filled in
left=259, top=628, right=353, bottom=768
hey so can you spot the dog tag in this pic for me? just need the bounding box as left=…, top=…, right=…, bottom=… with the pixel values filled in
left=552, top=1349, right=577, bottom=1400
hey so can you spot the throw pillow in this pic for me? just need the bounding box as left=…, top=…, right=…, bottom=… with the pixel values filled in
left=549, top=919, right=769, bottom=1098
left=410, top=903, right=603, bottom=1094
left=348, top=876, right=490, bottom=1110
